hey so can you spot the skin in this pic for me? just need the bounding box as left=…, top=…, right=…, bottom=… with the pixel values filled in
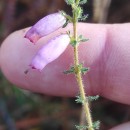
left=0, top=23, right=130, bottom=129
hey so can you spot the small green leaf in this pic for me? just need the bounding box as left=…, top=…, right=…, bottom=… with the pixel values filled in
left=63, top=66, right=75, bottom=74
left=63, top=70, right=74, bottom=74
left=60, top=11, right=73, bottom=22
left=81, top=67, right=89, bottom=74
left=75, top=121, right=100, bottom=130
left=65, top=0, right=75, bottom=5
left=79, top=14, right=89, bottom=21
left=75, top=96, right=84, bottom=104
left=80, top=38, right=89, bottom=42
left=88, top=95, right=99, bottom=101
left=70, top=39, right=78, bottom=47
left=79, top=0, right=87, bottom=5
left=76, top=7, right=83, bottom=20
left=79, top=35, right=83, bottom=39
left=78, top=35, right=89, bottom=43
left=75, top=125, right=88, bottom=130
left=93, top=121, right=100, bottom=129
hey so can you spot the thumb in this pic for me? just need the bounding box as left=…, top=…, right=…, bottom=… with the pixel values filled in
left=0, top=23, right=130, bottom=105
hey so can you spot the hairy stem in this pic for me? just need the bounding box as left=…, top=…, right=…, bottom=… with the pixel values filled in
left=73, top=4, right=93, bottom=130
left=76, top=0, right=80, bottom=5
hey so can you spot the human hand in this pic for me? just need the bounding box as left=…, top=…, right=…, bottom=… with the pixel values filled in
left=0, top=23, right=130, bottom=130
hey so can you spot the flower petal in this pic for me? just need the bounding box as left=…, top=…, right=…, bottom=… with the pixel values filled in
left=30, top=34, right=70, bottom=71
left=25, top=13, right=66, bottom=43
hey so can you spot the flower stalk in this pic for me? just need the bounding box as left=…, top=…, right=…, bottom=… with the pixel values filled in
left=72, top=0, right=94, bottom=130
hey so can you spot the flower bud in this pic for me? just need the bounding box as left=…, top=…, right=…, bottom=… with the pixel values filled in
left=30, top=34, right=70, bottom=71
left=25, top=13, right=66, bottom=43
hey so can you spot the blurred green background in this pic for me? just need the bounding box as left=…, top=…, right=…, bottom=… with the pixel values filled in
left=0, top=0, right=130, bottom=130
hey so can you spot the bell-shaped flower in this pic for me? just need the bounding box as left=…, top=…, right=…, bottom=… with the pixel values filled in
left=30, top=34, right=70, bottom=71
left=25, top=13, right=66, bottom=43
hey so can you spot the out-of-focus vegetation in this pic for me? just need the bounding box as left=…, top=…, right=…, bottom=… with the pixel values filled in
left=0, top=0, right=130, bottom=130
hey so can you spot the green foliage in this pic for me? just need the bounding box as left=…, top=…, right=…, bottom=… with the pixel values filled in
left=75, top=95, right=99, bottom=104
left=63, top=64, right=89, bottom=75
left=80, top=38, right=89, bottom=42
left=75, top=125, right=88, bottom=130
left=60, top=11, right=73, bottom=22
left=63, top=66, right=75, bottom=74
left=70, top=37, right=78, bottom=47
left=78, top=35, right=89, bottom=42
left=65, top=0, right=75, bottom=5
left=79, top=0, right=87, bottom=5
left=79, top=14, right=89, bottom=21
left=88, top=95, right=99, bottom=102
left=75, top=95, right=84, bottom=104
left=71, top=34, right=89, bottom=46
left=77, top=7, right=83, bottom=18
left=78, top=63, right=89, bottom=74
left=75, top=95, right=99, bottom=106
left=75, top=121, right=100, bottom=130
left=65, top=0, right=88, bottom=21
left=73, top=6, right=83, bottom=21
left=63, top=63, right=89, bottom=75
left=93, top=121, right=100, bottom=130
left=81, top=67, right=89, bottom=74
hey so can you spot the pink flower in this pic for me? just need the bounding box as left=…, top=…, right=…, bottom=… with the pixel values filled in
left=25, top=13, right=66, bottom=43
left=30, top=34, right=70, bottom=71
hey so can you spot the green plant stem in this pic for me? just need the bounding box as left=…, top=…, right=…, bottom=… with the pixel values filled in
left=73, top=12, right=94, bottom=130
left=76, top=0, right=80, bottom=5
